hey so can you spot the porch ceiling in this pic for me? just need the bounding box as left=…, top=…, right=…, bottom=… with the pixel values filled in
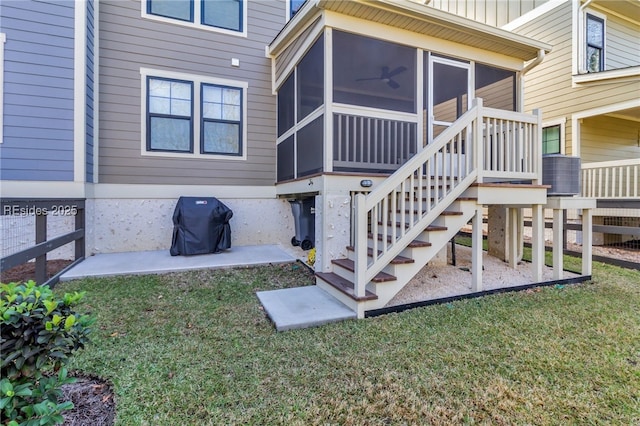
left=269, top=0, right=551, bottom=61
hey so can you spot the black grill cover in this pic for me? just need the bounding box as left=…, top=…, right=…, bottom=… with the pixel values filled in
left=170, top=197, right=233, bottom=256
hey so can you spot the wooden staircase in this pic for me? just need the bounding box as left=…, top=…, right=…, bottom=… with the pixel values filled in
left=316, top=194, right=479, bottom=313
left=314, top=98, right=544, bottom=318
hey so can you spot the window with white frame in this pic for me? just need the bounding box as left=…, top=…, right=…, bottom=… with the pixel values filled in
left=142, top=69, right=247, bottom=159
left=144, top=0, right=245, bottom=35
left=289, top=0, right=305, bottom=19
left=542, top=119, right=565, bottom=155
left=585, top=12, right=605, bottom=72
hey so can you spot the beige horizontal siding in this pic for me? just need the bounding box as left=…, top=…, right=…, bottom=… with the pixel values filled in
left=606, top=15, right=640, bottom=70
left=98, top=0, right=285, bottom=187
left=580, top=116, right=640, bottom=163
left=429, top=0, right=550, bottom=27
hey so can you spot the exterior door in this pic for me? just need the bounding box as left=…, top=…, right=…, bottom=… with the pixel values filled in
left=427, top=55, right=473, bottom=143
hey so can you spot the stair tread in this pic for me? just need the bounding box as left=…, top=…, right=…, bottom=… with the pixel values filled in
left=394, top=210, right=463, bottom=216
left=316, top=272, right=378, bottom=301
left=367, top=232, right=440, bottom=245
left=375, top=222, right=449, bottom=231
left=345, top=246, right=415, bottom=264
left=331, top=259, right=397, bottom=282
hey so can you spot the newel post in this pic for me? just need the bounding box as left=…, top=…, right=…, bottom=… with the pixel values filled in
left=354, top=193, right=367, bottom=298
left=533, top=108, right=543, bottom=185
left=473, top=98, right=484, bottom=183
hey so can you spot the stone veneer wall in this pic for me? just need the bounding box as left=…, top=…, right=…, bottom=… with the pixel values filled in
left=85, top=198, right=295, bottom=255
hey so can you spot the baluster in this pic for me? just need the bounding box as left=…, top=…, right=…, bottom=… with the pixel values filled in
left=399, top=180, right=406, bottom=239
left=391, top=188, right=397, bottom=244
left=426, top=161, right=432, bottom=213
left=373, top=118, right=378, bottom=166
left=372, top=204, right=379, bottom=260
left=382, top=197, right=388, bottom=256
left=409, top=174, right=415, bottom=227
left=417, top=170, right=423, bottom=219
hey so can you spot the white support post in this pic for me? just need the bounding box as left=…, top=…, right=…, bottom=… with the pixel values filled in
left=474, top=98, right=484, bottom=184
left=533, top=108, right=543, bottom=185
left=552, top=208, right=563, bottom=280
left=508, top=208, right=518, bottom=268
left=582, top=208, right=593, bottom=276
left=472, top=205, right=483, bottom=292
left=354, top=194, right=367, bottom=298
left=323, top=28, right=333, bottom=173
left=531, top=204, right=544, bottom=282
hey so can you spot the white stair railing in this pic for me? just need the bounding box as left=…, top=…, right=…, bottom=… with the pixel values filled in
left=352, top=98, right=542, bottom=298
left=581, top=159, right=640, bottom=198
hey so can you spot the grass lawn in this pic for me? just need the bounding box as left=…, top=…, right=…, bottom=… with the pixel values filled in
left=58, top=259, right=639, bottom=425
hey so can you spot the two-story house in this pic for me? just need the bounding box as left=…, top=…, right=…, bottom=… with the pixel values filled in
left=430, top=0, right=640, bottom=246
left=3, top=0, right=600, bottom=319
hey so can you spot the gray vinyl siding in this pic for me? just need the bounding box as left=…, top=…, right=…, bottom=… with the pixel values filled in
left=86, top=0, right=95, bottom=182
left=274, top=16, right=321, bottom=84
left=429, top=0, right=550, bottom=27
left=98, top=0, right=286, bottom=186
left=606, top=15, right=640, bottom=70
left=0, top=0, right=75, bottom=181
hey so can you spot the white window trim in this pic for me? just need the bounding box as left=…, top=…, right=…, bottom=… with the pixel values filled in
left=576, top=7, right=606, bottom=76
left=542, top=117, right=566, bottom=155
left=0, top=33, right=5, bottom=144
left=141, top=0, right=247, bottom=38
left=140, top=68, right=248, bottom=161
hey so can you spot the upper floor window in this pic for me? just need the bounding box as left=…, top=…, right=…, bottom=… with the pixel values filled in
left=145, top=0, right=245, bottom=36
left=142, top=68, right=247, bottom=159
left=586, top=13, right=604, bottom=72
left=289, top=0, right=306, bottom=19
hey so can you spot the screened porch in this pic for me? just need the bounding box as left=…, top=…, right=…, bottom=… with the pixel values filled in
left=274, top=28, right=519, bottom=183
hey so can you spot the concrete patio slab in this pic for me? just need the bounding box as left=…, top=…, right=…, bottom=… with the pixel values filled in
left=256, top=286, right=356, bottom=331
left=60, top=244, right=295, bottom=281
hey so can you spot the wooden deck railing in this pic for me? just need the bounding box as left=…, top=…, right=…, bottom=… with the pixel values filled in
left=352, top=98, right=542, bottom=297
left=0, top=199, right=85, bottom=287
left=581, top=159, right=640, bottom=199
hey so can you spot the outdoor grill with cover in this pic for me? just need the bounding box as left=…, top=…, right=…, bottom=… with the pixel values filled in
left=170, top=196, right=233, bottom=256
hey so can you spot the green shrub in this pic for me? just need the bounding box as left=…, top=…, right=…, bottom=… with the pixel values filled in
left=0, top=280, right=94, bottom=426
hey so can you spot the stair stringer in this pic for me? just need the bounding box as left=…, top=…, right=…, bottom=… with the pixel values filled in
left=358, top=198, right=479, bottom=311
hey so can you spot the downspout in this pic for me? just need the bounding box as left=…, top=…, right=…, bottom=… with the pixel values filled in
left=519, top=49, right=545, bottom=111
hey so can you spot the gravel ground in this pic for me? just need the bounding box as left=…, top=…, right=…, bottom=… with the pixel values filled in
left=387, top=245, right=580, bottom=307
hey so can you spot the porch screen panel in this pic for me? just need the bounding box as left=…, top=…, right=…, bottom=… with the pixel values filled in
left=296, top=116, right=323, bottom=177
left=297, top=35, right=324, bottom=122
left=277, top=135, right=295, bottom=182
left=278, top=73, right=295, bottom=137
left=333, top=31, right=416, bottom=113
left=475, top=63, right=516, bottom=111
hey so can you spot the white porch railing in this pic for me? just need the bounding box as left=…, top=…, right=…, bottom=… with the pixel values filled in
left=581, top=159, right=640, bottom=198
left=333, top=112, right=418, bottom=172
left=352, top=98, right=542, bottom=297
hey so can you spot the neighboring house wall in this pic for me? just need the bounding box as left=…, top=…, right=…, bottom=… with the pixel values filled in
left=429, top=0, right=550, bottom=27
left=98, top=0, right=284, bottom=186
left=512, top=2, right=640, bottom=157
left=0, top=0, right=75, bottom=181
left=580, top=115, right=639, bottom=163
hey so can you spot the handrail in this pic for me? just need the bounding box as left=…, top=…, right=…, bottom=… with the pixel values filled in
left=352, top=98, right=542, bottom=297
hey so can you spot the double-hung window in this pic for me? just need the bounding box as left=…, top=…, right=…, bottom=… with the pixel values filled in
left=586, top=13, right=605, bottom=72
left=201, top=84, right=242, bottom=155
left=142, top=69, right=247, bottom=159
left=147, top=77, right=194, bottom=153
left=145, top=0, right=245, bottom=35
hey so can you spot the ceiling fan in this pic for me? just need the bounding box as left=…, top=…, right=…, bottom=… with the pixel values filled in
left=356, top=66, right=407, bottom=89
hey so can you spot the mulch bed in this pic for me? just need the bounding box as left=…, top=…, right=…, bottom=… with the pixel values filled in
left=1, top=259, right=73, bottom=284
left=61, top=374, right=116, bottom=426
